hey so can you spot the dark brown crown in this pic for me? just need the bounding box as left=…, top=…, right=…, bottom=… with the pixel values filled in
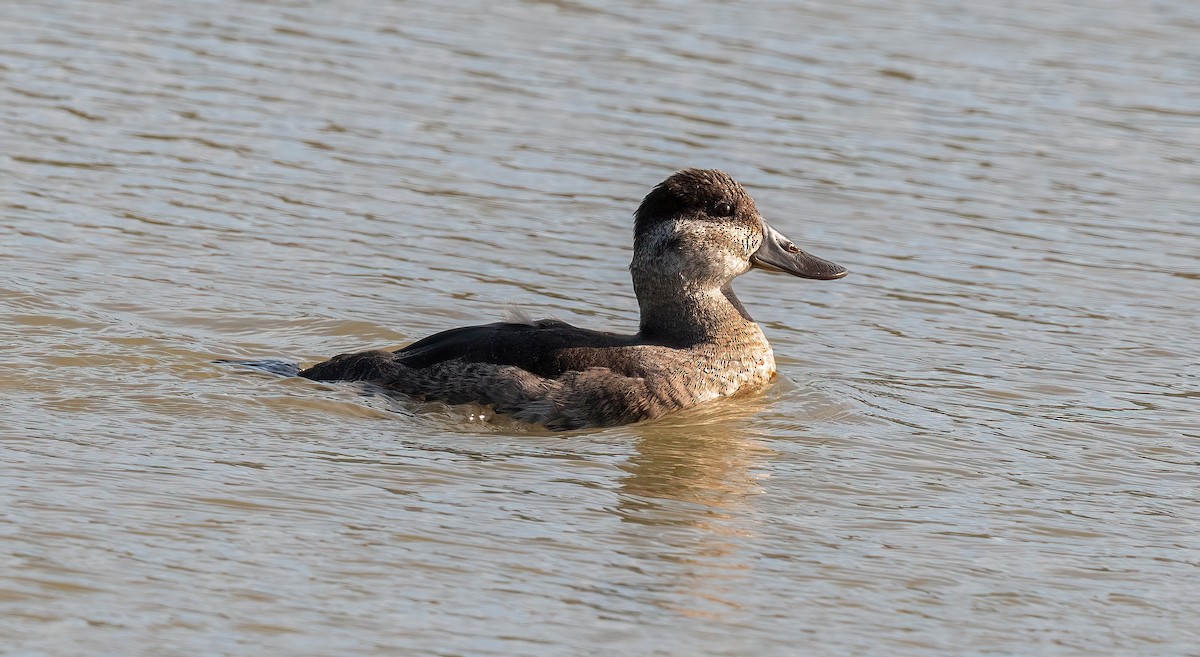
left=633, top=169, right=756, bottom=237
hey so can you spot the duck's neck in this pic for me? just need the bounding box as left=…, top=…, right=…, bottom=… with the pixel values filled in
left=633, top=272, right=762, bottom=346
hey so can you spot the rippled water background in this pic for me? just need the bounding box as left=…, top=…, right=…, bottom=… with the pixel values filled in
left=2, top=0, right=1198, bottom=654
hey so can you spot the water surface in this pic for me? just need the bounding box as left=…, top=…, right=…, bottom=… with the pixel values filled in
left=2, top=0, right=1198, bottom=655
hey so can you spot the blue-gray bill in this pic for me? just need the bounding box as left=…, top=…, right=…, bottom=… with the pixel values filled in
left=750, top=221, right=849, bottom=280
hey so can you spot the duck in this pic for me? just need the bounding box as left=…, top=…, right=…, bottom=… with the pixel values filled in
left=300, top=169, right=848, bottom=430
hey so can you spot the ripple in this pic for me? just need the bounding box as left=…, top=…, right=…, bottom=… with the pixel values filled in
left=2, top=0, right=1199, bottom=655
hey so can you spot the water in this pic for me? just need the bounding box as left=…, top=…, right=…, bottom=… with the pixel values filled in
left=2, top=0, right=1198, bottom=654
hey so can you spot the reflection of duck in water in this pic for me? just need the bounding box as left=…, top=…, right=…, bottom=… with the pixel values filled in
left=613, top=402, right=778, bottom=620
left=617, top=397, right=776, bottom=513
left=301, top=169, right=847, bottom=429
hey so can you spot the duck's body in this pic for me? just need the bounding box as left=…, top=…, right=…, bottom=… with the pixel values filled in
left=301, top=315, right=774, bottom=430
left=301, top=169, right=847, bottom=430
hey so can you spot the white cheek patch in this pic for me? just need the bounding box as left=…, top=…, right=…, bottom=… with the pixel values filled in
left=674, top=220, right=754, bottom=251
left=640, top=220, right=755, bottom=279
left=724, top=251, right=750, bottom=276
left=682, top=220, right=754, bottom=276
left=639, top=223, right=688, bottom=269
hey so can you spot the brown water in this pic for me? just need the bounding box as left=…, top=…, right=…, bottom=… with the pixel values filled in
left=2, top=0, right=1198, bottom=654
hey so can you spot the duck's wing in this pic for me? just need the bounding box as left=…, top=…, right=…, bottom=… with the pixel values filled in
left=300, top=319, right=635, bottom=381
left=400, top=319, right=640, bottom=375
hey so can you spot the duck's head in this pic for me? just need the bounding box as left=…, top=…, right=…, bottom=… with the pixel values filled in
left=631, top=169, right=848, bottom=288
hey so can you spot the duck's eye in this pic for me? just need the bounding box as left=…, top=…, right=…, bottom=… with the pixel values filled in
left=712, top=201, right=734, bottom=217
